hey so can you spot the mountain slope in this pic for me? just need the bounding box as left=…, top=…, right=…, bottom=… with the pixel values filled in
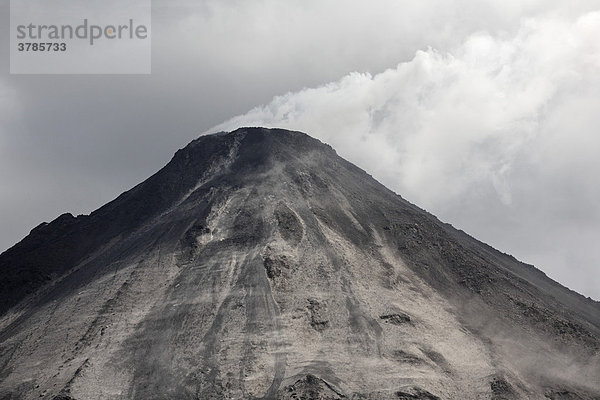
left=1, top=128, right=598, bottom=400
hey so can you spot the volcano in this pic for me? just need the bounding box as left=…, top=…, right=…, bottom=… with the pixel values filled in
left=0, top=128, right=599, bottom=399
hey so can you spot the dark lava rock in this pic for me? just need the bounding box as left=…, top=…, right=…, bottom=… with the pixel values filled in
left=491, top=376, right=518, bottom=399
left=421, top=348, right=452, bottom=374
left=279, top=374, right=345, bottom=399
left=264, top=255, right=288, bottom=279
left=307, top=298, right=329, bottom=331
left=275, top=203, right=304, bottom=246
left=380, top=313, right=411, bottom=325
left=390, top=350, right=423, bottom=364
left=52, top=394, right=76, bottom=400
left=395, top=387, right=440, bottom=399
left=544, top=388, right=598, bottom=400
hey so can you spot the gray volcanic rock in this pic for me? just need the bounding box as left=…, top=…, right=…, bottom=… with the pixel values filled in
left=0, top=128, right=599, bottom=399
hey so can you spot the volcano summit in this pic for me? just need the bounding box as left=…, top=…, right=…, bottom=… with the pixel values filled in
left=0, top=128, right=598, bottom=399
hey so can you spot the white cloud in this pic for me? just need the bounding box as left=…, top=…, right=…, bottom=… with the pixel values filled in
left=210, top=11, right=600, bottom=299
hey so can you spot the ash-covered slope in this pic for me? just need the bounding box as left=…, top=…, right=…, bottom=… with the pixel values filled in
left=0, top=128, right=598, bottom=400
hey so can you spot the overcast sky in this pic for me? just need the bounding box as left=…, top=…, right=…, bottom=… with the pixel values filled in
left=1, top=0, right=599, bottom=299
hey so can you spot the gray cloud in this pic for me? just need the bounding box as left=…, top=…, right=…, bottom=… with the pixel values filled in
left=1, top=0, right=599, bottom=299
